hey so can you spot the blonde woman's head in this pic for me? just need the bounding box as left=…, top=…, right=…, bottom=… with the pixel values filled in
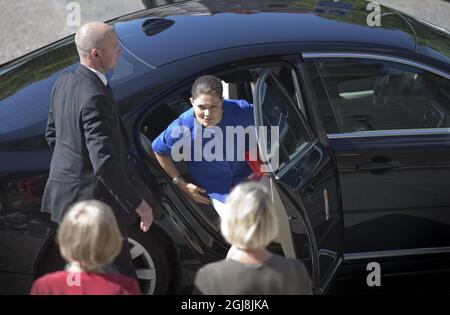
left=57, top=200, right=122, bottom=272
left=221, top=182, right=278, bottom=250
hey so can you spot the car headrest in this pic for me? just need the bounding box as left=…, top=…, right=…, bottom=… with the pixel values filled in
left=373, top=72, right=416, bottom=108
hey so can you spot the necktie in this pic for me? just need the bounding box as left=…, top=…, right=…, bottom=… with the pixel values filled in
left=105, top=82, right=113, bottom=95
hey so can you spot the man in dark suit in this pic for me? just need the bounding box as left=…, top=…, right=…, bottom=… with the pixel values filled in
left=41, top=21, right=153, bottom=278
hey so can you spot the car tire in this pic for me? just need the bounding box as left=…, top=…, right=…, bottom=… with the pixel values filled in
left=127, top=228, right=170, bottom=295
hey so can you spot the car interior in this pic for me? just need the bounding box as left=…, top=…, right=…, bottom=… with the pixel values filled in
left=316, top=60, right=450, bottom=133
left=139, top=68, right=258, bottom=233
left=137, top=65, right=304, bottom=258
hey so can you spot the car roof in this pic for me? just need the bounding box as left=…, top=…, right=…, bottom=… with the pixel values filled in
left=114, top=0, right=417, bottom=68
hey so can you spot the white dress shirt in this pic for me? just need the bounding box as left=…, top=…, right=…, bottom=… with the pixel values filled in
left=86, top=66, right=108, bottom=86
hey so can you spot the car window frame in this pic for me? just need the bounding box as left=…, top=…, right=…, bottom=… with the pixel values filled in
left=138, top=59, right=314, bottom=141
left=302, top=52, right=450, bottom=140
left=253, top=68, right=314, bottom=174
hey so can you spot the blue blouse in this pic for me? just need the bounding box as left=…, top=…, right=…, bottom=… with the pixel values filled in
left=152, top=99, right=255, bottom=202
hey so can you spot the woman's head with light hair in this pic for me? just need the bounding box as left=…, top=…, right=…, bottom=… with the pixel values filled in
left=221, top=182, right=278, bottom=250
left=57, top=200, right=122, bottom=272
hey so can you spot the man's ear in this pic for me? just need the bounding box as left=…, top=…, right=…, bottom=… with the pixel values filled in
left=189, top=97, right=194, bottom=106
left=90, top=48, right=98, bottom=58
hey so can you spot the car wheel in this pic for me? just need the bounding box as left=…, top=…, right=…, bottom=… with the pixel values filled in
left=127, top=228, right=170, bottom=295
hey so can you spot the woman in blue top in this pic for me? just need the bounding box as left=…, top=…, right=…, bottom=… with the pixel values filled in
left=152, top=75, right=256, bottom=217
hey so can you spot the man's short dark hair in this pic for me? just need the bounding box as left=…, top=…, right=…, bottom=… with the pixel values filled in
left=191, top=75, right=223, bottom=99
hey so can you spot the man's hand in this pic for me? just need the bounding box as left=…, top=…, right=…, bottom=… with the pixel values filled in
left=135, top=199, right=153, bottom=232
left=179, top=181, right=212, bottom=205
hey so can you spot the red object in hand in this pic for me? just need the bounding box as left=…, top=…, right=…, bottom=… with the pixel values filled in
left=244, top=151, right=264, bottom=178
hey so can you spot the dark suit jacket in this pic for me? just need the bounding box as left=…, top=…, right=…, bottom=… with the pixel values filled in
left=41, top=65, right=141, bottom=227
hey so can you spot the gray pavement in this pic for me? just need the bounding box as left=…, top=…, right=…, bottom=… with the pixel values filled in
left=376, top=0, right=450, bottom=30
left=0, top=0, right=145, bottom=64
left=0, top=0, right=449, bottom=65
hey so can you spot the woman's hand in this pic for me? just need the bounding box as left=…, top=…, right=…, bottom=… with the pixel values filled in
left=179, top=181, right=212, bottom=205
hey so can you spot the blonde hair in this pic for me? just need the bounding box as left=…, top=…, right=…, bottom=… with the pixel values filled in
left=57, top=200, right=123, bottom=272
left=221, top=182, right=278, bottom=250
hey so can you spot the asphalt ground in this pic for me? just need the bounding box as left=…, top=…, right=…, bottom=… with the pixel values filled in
left=0, top=0, right=145, bottom=64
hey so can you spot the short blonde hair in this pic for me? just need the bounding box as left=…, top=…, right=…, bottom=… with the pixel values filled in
left=221, top=182, right=278, bottom=250
left=57, top=200, right=123, bottom=272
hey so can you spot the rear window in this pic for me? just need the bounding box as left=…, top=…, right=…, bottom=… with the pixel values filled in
left=0, top=40, right=77, bottom=148
left=0, top=36, right=153, bottom=148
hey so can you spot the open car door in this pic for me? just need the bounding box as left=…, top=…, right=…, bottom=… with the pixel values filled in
left=253, top=69, right=343, bottom=294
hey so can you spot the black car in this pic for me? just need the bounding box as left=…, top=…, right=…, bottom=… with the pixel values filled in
left=1, top=0, right=449, bottom=295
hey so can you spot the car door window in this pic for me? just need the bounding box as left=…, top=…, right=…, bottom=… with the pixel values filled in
left=255, top=69, right=311, bottom=171
left=310, top=58, right=450, bottom=133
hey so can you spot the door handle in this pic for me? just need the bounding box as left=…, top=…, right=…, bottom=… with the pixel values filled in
left=302, top=184, right=315, bottom=203
left=357, top=158, right=401, bottom=171
left=305, top=184, right=315, bottom=193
